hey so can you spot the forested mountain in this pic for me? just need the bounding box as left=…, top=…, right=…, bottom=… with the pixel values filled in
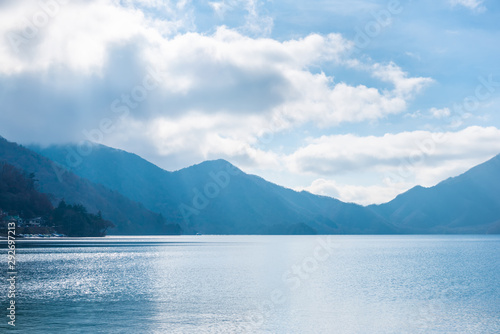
left=0, top=162, right=113, bottom=236
left=0, top=137, right=179, bottom=234
left=0, top=161, right=52, bottom=218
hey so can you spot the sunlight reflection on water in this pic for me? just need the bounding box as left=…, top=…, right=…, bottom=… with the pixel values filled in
left=1, top=235, right=499, bottom=333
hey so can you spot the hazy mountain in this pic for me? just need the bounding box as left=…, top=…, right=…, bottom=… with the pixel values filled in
left=0, top=137, right=176, bottom=234
left=370, top=154, right=500, bottom=233
left=0, top=161, right=53, bottom=219
left=21, top=140, right=500, bottom=235
left=33, top=143, right=396, bottom=234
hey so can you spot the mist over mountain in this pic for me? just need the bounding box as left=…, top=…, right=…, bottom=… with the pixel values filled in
left=1, top=136, right=497, bottom=235
left=0, top=137, right=176, bottom=235
left=32, top=143, right=395, bottom=234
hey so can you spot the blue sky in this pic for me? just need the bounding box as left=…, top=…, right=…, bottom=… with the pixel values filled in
left=0, top=0, right=499, bottom=204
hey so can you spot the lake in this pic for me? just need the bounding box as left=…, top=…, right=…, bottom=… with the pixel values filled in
left=1, top=235, right=499, bottom=333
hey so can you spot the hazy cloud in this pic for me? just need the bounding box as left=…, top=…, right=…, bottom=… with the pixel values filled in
left=0, top=0, right=431, bottom=148
left=287, top=126, right=500, bottom=179
left=293, top=126, right=500, bottom=204
left=429, top=107, right=451, bottom=119
left=298, top=178, right=410, bottom=205
left=1, top=0, right=495, bottom=206
left=449, top=0, right=486, bottom=12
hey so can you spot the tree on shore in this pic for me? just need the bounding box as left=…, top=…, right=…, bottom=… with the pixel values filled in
left=1, top=162, right=114, bottom=237
left=52, top=201, right=114, bottom=237
left=0, top=162, right=53, bottom=218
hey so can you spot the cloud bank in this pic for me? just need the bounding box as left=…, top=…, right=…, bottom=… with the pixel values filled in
left=0, top=0, right=498, bottom=205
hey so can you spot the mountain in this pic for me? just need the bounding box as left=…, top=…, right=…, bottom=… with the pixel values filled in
left=0, top=137, right=177, bottom=235
left=21, top=140, right=500, bottom=235
left=370, top=154, right=500, bottom=233
left=0, top=161, right=53, bottom=219
left=32, top=143, right=396, bottom=234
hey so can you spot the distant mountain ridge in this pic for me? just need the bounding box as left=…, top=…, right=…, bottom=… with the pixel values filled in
left=31, top=143, right=395, bottom=234
left=1, top=136, right=497, bottom=234
left=370, top=154, right=500, bottom=234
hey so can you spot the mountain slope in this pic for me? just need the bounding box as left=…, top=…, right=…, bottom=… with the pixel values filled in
left=33, top=143, right=396, bottom=234
left=0, top=137, right=175, bottom=234
left=172, top=159, right=395, bottom=234
left=370, top=154, right=500, bottom=233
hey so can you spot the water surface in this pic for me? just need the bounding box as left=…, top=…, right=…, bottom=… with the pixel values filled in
left=1, top=235, right=499, bottom=333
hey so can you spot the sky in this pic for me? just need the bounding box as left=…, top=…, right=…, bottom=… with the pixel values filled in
left=0, top=0, right=499, bottom=205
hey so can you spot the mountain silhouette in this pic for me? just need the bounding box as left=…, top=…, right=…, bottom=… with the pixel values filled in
left=371, top=154, right=500, bottom=233
left=32, top=142, right=395, bottom=234
left=0, top=137, right=176, bottom=234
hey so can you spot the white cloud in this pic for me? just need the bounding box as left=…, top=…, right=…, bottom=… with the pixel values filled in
left=371, top=62, right=434, bottom=99
left=0, top=0, right=432, bottom=150
left=208, top=0, right=273, bottom=36
left=298, top=179, right=410, bottom=205
left=405, top=51, right=421, bottom=61
left=209, top=1, right=229, bottom=18
left=103, top=112, right=284, bottom=171
left=0, top=0, right=468, bottom=207
left=429, top=107, right=451, bottom=119
left=449, top=0, right=486, bottom=12
left=287, top=125, right=500, bottom=183
left=291, top=126, right=500, bottom=204
left=0, top=0, right=168, bottom=75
